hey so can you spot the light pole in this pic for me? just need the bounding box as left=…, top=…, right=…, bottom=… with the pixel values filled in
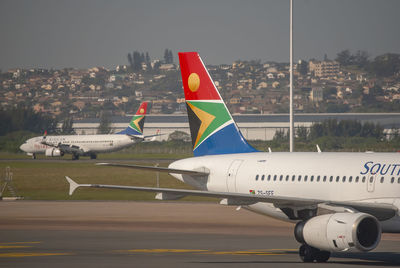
left=289, top=0, right=294, bottom=152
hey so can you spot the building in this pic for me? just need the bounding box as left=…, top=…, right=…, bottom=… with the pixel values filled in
left=309, top=61, right=340, bottom=78
left=310, top=87, right=323, bottom=102
left=69, top=113, right=400, bottom=141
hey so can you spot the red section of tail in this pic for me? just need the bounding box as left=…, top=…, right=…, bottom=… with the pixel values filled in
left=178, top=52, right=221, bottom=101
left=135, top=102, right=148, bottom=115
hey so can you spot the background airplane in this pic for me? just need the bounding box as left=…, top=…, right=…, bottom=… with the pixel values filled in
left=20, top=102, right=151, bottom=160
left=66, top=52, right=400, bottom=262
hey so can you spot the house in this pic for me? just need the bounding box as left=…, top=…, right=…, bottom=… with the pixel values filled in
left=310, top=87, right=323, bottom=102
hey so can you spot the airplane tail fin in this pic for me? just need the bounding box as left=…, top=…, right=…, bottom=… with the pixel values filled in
left=117, top=101, right=148, bottom=136
left=178, top=52, right=257, bottom=157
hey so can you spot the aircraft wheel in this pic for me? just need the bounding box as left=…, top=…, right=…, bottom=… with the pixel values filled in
left=315, top=250, right=330, bottom=263
left=90, top=154, right=97, bottom=159
left=299, top=244, right=317, bottom=263
left=72, top=154, right=79, bottom=160
left=32, top=153, right=36, bottom=159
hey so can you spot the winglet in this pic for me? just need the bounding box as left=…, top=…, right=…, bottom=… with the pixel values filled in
left=316, top=144, right=322, bottom=153
left=65, top=176, right=80, bottom=195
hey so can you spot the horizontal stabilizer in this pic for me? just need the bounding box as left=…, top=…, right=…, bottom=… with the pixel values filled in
left=96, top=163, right=209, bottom=176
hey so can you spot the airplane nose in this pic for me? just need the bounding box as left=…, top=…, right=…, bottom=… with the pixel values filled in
left=20, top=143, right=27, bottom=152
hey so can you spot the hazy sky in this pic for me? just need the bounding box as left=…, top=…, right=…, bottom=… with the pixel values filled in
left=0, top=0, right=399, bottom=70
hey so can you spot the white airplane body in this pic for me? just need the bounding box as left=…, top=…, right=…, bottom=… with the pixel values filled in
left=169, top=152, right=400, bottom=230
left=20, top=102, right=150, bottom=159
left=23, top=134, right=136, bottom=155
left=66, top=52, right=400, bottom=262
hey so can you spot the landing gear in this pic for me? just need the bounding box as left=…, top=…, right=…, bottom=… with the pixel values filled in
left=299, top=244, right=330, bottom=263
left=90, top=154, right=97, bottom=159
left=72, top=154, right=80, bottom=160
left=32, top=153, right=36, bottom=160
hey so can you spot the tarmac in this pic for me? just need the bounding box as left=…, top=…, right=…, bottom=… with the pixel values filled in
left=1, top=201, right=400, bottom=268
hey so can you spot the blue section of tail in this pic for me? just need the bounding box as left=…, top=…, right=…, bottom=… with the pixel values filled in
left=117, top=126, right=142, bottom=136
left=193, top=123, right=258, bottom=157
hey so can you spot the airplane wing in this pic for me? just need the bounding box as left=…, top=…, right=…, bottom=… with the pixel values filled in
left=65, top=176, right=320, bottom=206
left=64, top=176, right=398, bottom=221
left=41, top=139, right=86, bottom=155
left=96, top=163, right=209, bottom=176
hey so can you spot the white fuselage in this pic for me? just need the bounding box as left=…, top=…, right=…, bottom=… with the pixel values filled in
left=20, top=134, right=136, bottom=155
left=169, top=152, right=400, bottom=232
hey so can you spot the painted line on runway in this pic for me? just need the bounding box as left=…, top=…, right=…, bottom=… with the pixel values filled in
left=0, top=252, right=73, bottom=258
left=116, top=249, right=209, bottom=254
left=0, top=242, right=41, bottom=245
left=115, top=248, right=297, bottom=256
left=203, top=251, right=284, bottom=256
left=0, top=246, right=32, bottom=249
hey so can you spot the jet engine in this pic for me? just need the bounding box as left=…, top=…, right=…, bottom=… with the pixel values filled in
left=294, top=212, right=381, bottom=252
left=45, top=148, right=63, bottom=157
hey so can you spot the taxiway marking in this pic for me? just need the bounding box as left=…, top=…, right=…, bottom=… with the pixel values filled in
left=0, top=253, right=73, bottom=258
left=115, top=248, right=297, bottom=256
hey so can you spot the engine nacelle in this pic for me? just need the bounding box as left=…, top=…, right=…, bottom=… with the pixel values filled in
left=295, top=213, right=381, bottom=252
left=45, top=148, right=63, bottom=157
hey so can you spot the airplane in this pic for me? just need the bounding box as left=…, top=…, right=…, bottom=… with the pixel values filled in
left=20, top=102, right=152, bottom=160
left=65, top=52, right=400, bottom=262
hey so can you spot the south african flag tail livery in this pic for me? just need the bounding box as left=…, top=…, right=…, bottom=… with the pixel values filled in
left=117, top=101, right=148, bottom=136
left=178, top=52, right=257, bottom=157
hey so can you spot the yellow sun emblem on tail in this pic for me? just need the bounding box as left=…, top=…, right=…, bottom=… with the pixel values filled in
left=188, top=73, right=200, bottom=92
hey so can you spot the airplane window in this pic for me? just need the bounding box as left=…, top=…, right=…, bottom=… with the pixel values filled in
left=292, top=175, right=296, bottom=181
left=271, top=175, right=276, bottom=181
left=349, top=176, right=353, bottom=182
left=323, top=176, right=327, bottom=182
left=255, top=175, right=259, bottom=181
left=261, top=175, right=265, bottom=181
left=370, top=177, right=374, bottom=183
left=267, top=175, right=271, bottom=181
left=329, top=176, right=333, bottom=182
left=279, top=175, right=283, bottom=181
left=391, top=177, right=395, bottom=183
left=398, top=178, right=400, bottom=183
left=342, top=176, right=346, bottom=182
left=336, top=176, right=340, bottom=182
left=304, top=175, right=308, bottom=182
left=355, top=176, right=360, bottom=183
left=285, top=175, right=289, bottom=181
left=317, top=175, right=320, bottom=182
left=380, top=177, right=384, bottom=183
left=298, top=175, right=302, bottom=182
left=362, top=176, right=366, bottom=183
left=311, top=175, right=314, bottom=182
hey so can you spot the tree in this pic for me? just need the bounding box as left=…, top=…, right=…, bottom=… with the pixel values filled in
left=164, top=49, right=173, bottom=64
left=132, top=51, right=143, bottom=71
left=273, top=129, right=288, bottom=142
left=368, top=53, right=400, bottom=77
left=97, top=112, right=112, bottom=134
left=164, top=49, right=169, bottom=63
left=61, top=117, right=75, bottom=134
left=336, top=50, right=352, bottom=66
left=0, top=107, right=57, bottom=136
left=145, top=52, right=152, bottom=71
left=297, top=60, right=308, bottom=76
left=353, top=50, right=369, bottom=68
left=296, top=126, right=308, bottom=142
left=127, top=53, right=133, bottom=68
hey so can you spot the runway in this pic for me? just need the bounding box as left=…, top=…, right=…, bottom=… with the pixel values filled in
left=1, top=201, right=400, bottom=267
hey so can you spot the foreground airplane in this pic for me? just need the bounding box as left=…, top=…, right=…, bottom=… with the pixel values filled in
left=66, top=52, right=400, bottom=262
left=20, top=102, right=151, bottom=160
